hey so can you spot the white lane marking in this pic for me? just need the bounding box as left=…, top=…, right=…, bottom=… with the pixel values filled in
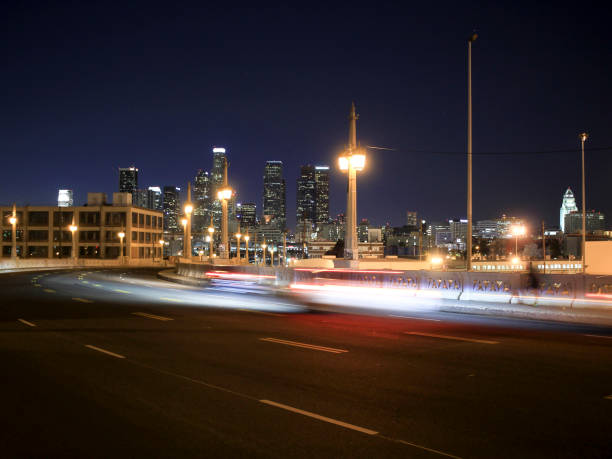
left=160, top=297, right=184, bottom=303
left=238, top=308, right=285, bottom=317
left=93, top=284, right=103, bottom=288
left=132, top=312, right=173, bottom=321
left=18, top=319, right=36, bottom=327
left=584, top=334, right=612, bottom=340
left=85, top=345, right=125, bottom=359
left=43, top=288, right=56, bottom=293
left=260, top=399, right=377, bottom=435
left=389, top=314, right=441, bottom=322
left=394, top=439, right=463, bottom=459
left=82, top=280, right=89, bottom=284
left=72, top=297, right=94, bottom=303
left=405, top=332, right=499, bottom=345
left=260, top=337, right=348, bottom=354
left=114, top=289, right=130, bottom=294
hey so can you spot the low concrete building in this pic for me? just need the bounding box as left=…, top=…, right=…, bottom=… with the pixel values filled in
left=1, top=193, right=163, bottom=260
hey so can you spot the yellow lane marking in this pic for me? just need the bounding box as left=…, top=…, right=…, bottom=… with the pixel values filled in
left=404, top=332, right=499, bottom=345
left=85, top=345, right=125, bottom=359
left=238, top=308, right=285, bottom=317
left=132, top=312, right=173, bottom=321
left=114, top=289, right=130, bottom=294
left=43, top=289, right=56, bottom=293
left=72, top=297, right=94, bottom=303
left=18, top=319, right=36, bottom=327
left=93, top=284, right=103, bottom=288
left=259, top=337, right=348, bottom=354
left=260, top=400, right=377, bottom=435
left=160, top=297, right=184, bottom=303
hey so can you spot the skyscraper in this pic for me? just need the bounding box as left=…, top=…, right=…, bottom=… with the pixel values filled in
left=296, top=165, right=316, bottom=225
left=210, top=147, right=227, bottom=230
left=263, top=161, right=286, bottom=229
left=237, top=202, right=257, bottom=231
left=192, top=170, right=211, bottom=233
left=314, top=166, right=330, bottom=225
left=163, top=186, right=181, bottom=232
left=119, top=167, right=138, bottom=193
left=57, top=189, right=73, bottom=207
left=564, top=210, right=605, bottom=234
left=147, top=186, right=163, bottom=211
left=406, top=211, right=418, bottom=227
left=560, top=187, right=578, bottom=232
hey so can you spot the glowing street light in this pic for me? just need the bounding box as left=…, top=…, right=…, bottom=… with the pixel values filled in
left=511, top=225, right=526, bottom=257
left=183, top=183, right=194, bottom=259
left=467, top=32, right=478, bottom=272
left=69, top=221, right=78, bottom=261
left=118, top=231, right=125, bottom=263
left=338, top=102, right=366, bottom=261
left=9, top=203, right=18, bottom=260
left=261, top=243, right=267, bottom=266
left=217, top=187, right=233, bottom=259
left=244, top=234, right=250, bottom=263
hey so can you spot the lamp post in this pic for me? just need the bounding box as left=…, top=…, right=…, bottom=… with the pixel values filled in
left=235, top=232, right=242, bottom=262
left=207, top=226, right=215, bottom=262
left=184, top=194, right=193, bottom=259
left=69, top=220, right=78, bottom=262
left=118, top=231, right=125, bottom=264
left=282, top=232, right=287, bottom=266
left=217, top=188, right=232, bottom=259
left=580, top=132, right=588, bottom=273
left=244, top=234, right=250, bottom=263
left=159, top=239, right=164, bottom=260
left=511, top=225, right=525, bottom=258
left=261, top=243, right=267, bottom=266
left=9, top=203, right=17, bottom=259
left=467, top=32, right=478, bottom=272
left=339, top=102, right=366, bottom=261
left=181, top=218, right=188, bottom=257
left=271, top=246, right=276, bottom=266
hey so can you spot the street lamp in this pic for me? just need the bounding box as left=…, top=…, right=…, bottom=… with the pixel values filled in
left=511, top=225, right=525, bottom=258
left=69, top=222, right=78, bottom=261
left=244, top=235, right=250, bottom=263
left=159, top=239, right=164, bottom=260
left=183, top=199, right=193, bottom=259
left=261, top=243, right=267, bottom=266
left=235, top=232, right=242, bottom=262
left=207, top=226, right=215, bottom=261
left=467, top=32, right=478, bottom=272
left=580, top=132, right=588, bottom=273
left=9, top=204, right=17, bottom=260
left=118, top=231, right=125, bottom=264
left=338, top=102, right=366, bottom=261
left=217, top=187, right=233, bottom=259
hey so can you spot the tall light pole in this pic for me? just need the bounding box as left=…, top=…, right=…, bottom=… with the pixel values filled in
left=244, top=234, right=250, bottom=263
left=69, top=219, right=78, bottom=262
left=217, top=157, right=232, bottom=260
left=159, top=239, right=165, bottom=260
left=9, top=203, right=17, bottom=260
left=511, top=224, right=525, bottom=258
left=181, top=218, right=188, bottom=256
left=467, top=32, right=478, bottom=271
left=184, top=182, right=193, bottom=259
left=235, top=232, right=242, bottom=262
left=282, top=231, right=287, bottom=266
left=207, top=225, right=215, bottom=262
left=118, top=231, right=125, bottom=264
left=580, top=132, right=588, bottom=273
left=261, top=243, right=267, bottom=266
left=339, top=102, right=366, bottom=261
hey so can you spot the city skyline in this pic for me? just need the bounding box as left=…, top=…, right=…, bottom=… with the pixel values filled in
left=1, top=3, right=611, bottom=229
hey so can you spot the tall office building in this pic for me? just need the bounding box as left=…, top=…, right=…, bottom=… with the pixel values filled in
left=119, top=167, right=138, bottom=193
left=560, top=187, right=578, bottom=232
left=57, top=189, right=73, bottom=207
left=147, top=187, right=163, bottom=211
left=263, top=161, right=286, bottom=229
left=406, top=211, right=418, bottom=227
left=237, top=202, right=257, bottom=230
left=297, top=165, right=316, bottom=225
left=564, top=210, right=606, bottom=234
left=163, top=186, right=181, bottom=232
left=193, top=170, right=211, bottom=233
left=314, top=166, right=329, bottom=225
left=210, top=147, right=228, bottom=230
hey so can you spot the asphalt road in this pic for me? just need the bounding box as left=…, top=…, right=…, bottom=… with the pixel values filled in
left=1, top=268, right=611, bottom=458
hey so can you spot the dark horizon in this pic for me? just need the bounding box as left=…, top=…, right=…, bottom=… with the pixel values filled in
left=2, top=2, right=611, bottom=231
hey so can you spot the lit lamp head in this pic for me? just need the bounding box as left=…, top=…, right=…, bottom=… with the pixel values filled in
left=69, top=224, right=78, bottom=232
left=244, top=235, right=249, bottom=242
left=184, top=204, right=193, bottom=215
left=261, top=243, right=267, bottom=249
left=338, top=152, right=366, bottom=172
left=159, top=239, right=164, bottom=246
left=580, top=132, right=588, bottom=142
left=181, top=218, right=188, bottom=227
left=9, top=216, right=17, bottom=225
left=207, top=226, right=214, bottom=234
left=118, top=231, right=125, bottom=239
left=217, top=188, right=233, bottom=200
left=235, top=233, right=241, bottom=239
left=205, top=235, right=211, bottom=242
left=430, top=256, right=443, bottom=266
left=511, top=225, right=525, bottom=237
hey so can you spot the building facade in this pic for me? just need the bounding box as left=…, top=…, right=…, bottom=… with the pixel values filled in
left=263, top=161, right=286, bottom=230
left=1, top=193, right=163, bottom=259
left=560, top=187, right=579, bottom=232
left=564, top=210, right=606, bottom=234
left=163, top=186, right=181, bottom=233
left=314, top=166, right=330, bottom=225
left=119, top=167, right=138, bottom=193
left=193, top=170, right=212, bottom=233
left=296, top=165, right=316, bottom=226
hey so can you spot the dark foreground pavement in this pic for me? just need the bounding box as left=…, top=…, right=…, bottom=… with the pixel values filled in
left=1, top=268, right=611, bottom=458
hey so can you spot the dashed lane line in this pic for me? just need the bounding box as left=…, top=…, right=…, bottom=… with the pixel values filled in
left=43, top=289, right=56, bottom=293
left=85, top=345, right=125, bottom=359
left=132, top=312, right=173, bottom=321
left=18, top=319, right=36, bottom=327
left=160, top=297, right=184, bottom=303
left=260, top=399, right=378, bottom=435
left=93, top=284, right=103, bottom=288
left=114, top=289, right=131, bottom=294
left=260, top=337, right=348, bottom=354
left=72, top=297, right=94, bottom=303
left=404, top=331, right=499, bottom=345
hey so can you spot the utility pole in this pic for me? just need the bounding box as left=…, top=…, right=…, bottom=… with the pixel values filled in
left=467, top=32, right=478, bottom=271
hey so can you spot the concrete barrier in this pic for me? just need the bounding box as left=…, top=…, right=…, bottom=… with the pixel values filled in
left=0, top=258, right=172, bottom=273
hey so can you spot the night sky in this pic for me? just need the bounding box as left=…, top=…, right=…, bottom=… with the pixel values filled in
left=2, top=2, right=611, bottom=230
